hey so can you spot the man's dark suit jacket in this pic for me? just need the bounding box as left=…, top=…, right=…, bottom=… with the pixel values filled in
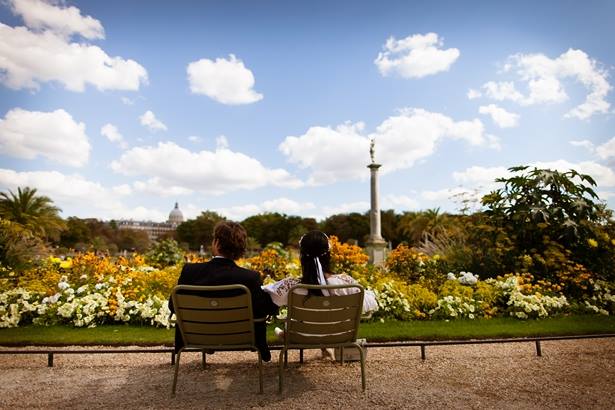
left=168, top=257, right=278, bottom=360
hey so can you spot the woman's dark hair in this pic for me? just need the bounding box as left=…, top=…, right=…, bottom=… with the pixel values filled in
left=299, top=230, right=331, bottom=296
left=213, top=221, right=247, bottom=260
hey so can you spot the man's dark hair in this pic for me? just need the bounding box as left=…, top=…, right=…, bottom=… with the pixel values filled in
left=213, top=221, right=247, bottom=260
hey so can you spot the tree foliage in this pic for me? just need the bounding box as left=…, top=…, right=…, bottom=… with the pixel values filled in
left=0, top=187, right=66, bottom=241
left=176, top=211, right=226, bottom=251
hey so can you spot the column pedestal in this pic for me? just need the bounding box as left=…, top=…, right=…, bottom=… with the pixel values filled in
left=366, top=239, right=387, bottom=266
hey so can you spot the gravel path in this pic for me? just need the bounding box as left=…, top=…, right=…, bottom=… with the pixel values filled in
left=1, top=339, right=614, bottom=409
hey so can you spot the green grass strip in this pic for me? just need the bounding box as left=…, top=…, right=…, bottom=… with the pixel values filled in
left=1, top=315, right=614, bottom=346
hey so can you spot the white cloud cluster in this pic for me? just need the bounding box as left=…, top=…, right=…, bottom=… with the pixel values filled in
left=0, top=1, right=147, bottom=92
left=478, top=104, right=520, bottom=128
left=100, top=123, right=128, bottom=149
left=187, top=54, right=263, bottom=105
left=479, top=49, right=611, bottom=119
left=0, top=168, right=169, bottom=221
left=568, top=137, right=615, bottom=160
left=9, top=0, right=104, bottom=39
left=280, top=108, right=492, bottom=185
left=0, top=108, right=90, bottom=167
left=279, top=122, right=369, bottom=185
left=374, top=32, right=460, bottom=78
left=595, top=137, right=615, bottom=160
left=216, top=197, right=316, bottom=221
left=111, top=141, right=302, bottom=195
left=450, top=161, right=615, bottom=192
left=139, top=110, right=167, bottom=132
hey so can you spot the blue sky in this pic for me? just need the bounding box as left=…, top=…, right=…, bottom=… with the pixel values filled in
left=1, top=0, right=614, bottom=222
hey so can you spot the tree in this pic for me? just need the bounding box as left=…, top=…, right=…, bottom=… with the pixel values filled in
left=0, top=187, right=66, bottom=241
left=60, top=217, right=93, bottom=250
left=176, top=211, right=226, bottom=251
left=399, top=208, right=452, bottom=246
left=115, top=229, right=150, bottom=252
left=0, top=219, right=48, bottom=271
left=320, top=212, right=369, bottom=245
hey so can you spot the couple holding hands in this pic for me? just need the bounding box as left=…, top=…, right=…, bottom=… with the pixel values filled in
left=168, top=221, right=378, bottom=361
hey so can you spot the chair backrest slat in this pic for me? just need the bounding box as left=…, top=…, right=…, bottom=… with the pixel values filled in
left=295, top=292, right=362, bottom=309
left=175, top=293, right=248, bottom=309
left=182, top=320, right=252, bottom=335
left=176, top=307, right=250, bottom=323
left=172, top=284, right=255, bottom=348
left=288, top=318, right=356, bottom=335
left=186, top=333, right=254, bottom=346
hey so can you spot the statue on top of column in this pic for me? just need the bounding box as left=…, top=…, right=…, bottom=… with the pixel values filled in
left=369, top=138, right=375, bottom=164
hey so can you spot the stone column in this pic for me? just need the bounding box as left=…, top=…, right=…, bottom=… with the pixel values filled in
left=366, top=163, right=387, bottom=266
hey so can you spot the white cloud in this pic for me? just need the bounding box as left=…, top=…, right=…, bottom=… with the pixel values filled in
left=100, top=123, right=128, bottom=149
left=467, top=89, right=482, bottom=99
left=279, top=122, right=369, bottom=185
left=9, top=0, right=104, bottom=40
left=112, top=184, right=132, bottom=196
left=0, top=168, right=182, bottom=221
left=452, top=166, right=512, bottom=186
left=133, top=177, right=193, bottom=197
left=188, top=135, right=202, bottom=143
left=421, top=186, right=476, bottom=202
left=139, top=110, right=167, bottom=132
left=452, top=161, right=615, bottom=191
left=482, top=49, right=612, bottom=119
left=187, top=54, right=263, bottom=105
left=216, top=135, right=229, bottom=149
left=478, top=104, right=520, bottom=128
left=0, top=108, right=90, bottom=167
left=121, top=97, right=135, bottom=105
left=570, top=139, right=595, bottom=149
left=213, top=198, right=316, bottom=221
left=382, top=194, right=420, bottom=210
left=280, top=109, right=491, bottom=185
left=322, top=201, right=369, bottom=217
left=0, top=23, right=147, bottom=92
left=532, top=160, right=615, bottom=187
left=374, top=32, right=460, bottom=78
left=482, top=81, right=525, bottom=103
left=595, top=137, right=615, bottom=160
left=111, top=141, right=303, bottom=195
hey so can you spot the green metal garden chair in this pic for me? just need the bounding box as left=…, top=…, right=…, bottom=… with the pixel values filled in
left=278, top=283, right=366, bottom=393
left=171, top=284, right=264, bottom=395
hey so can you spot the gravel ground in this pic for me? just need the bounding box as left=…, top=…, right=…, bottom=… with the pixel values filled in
left=1, top=339, right=614, bottom=409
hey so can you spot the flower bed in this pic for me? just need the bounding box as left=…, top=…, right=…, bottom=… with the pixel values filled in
left=1, top=240, right=614, bottom=328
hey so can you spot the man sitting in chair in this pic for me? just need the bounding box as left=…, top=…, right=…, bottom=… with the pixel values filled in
left=168, top=221, right=279, bottom=361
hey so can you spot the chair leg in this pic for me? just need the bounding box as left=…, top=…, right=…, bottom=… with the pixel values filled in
left=278, top=348, right=286, bottom=393
left=357, top=344, right=366, bottom=392
left=284, top=349, right=288, bottom=367
left=257, top=351, right=263, bottom=394
left=299, top=349, right=304, bottom=364
left=340, top=346, right=345, bottom=365
left=202, top=350, right=207, bottom=369
left=171, top=349, right=183, bottom=396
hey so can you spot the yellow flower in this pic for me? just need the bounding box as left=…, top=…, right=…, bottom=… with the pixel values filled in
left=587, top=238, right=598, bottom=248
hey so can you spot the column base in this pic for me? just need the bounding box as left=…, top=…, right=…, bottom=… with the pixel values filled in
left=365, top=239, right=388, bottom=266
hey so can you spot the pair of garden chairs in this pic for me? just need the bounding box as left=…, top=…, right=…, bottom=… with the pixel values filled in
left=170, top=283, right=366, bottom=395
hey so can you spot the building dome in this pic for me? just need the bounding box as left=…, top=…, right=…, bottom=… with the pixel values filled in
left=168, top=202, right=184, bottom=224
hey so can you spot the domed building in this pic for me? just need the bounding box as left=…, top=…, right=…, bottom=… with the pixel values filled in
left=117, top=202, right=185, bottom=241
left=168, top=202, right=184, bottom=226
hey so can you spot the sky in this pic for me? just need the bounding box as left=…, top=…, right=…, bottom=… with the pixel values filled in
left=1, top=0, right=615, bottom=223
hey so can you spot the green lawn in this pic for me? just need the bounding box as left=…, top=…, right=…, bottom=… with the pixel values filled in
left=1, top=315, right=614, bottom=346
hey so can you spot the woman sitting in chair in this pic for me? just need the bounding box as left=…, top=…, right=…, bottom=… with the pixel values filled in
left=264, top=230, right=378, bottom=347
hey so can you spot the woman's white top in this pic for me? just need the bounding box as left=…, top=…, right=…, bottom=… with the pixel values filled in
left=263, top=274, right=379, bottom=314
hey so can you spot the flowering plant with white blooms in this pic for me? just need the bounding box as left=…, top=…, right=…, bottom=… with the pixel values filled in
left=447, top=271, right=479, bottom=286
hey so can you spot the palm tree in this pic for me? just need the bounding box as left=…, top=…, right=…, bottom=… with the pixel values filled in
left=0, top=186, right=66, bottom=241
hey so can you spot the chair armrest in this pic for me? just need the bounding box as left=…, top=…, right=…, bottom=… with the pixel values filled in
left=253, top=316, right=267, bottom=323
